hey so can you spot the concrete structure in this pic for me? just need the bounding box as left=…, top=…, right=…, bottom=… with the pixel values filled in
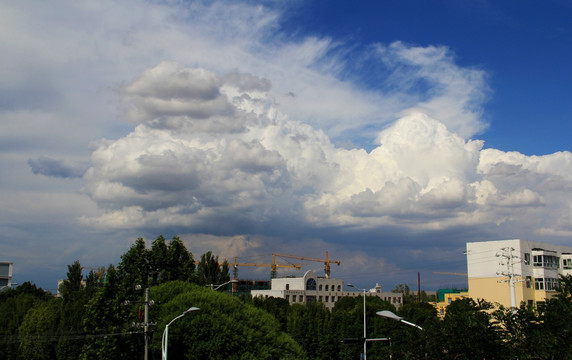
left=0, top=262, right=13, bottom=289
left=466, top=239, right=572, bottom=308
left=251, top=270, right=402, bottom=310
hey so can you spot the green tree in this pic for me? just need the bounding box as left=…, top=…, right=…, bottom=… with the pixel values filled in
left=163, top=236, right=195, bottom=283
left=58, top=260, right=83, bottom=299
left=150, top=281, right=306, bottom=359
left=196, top=251, right=229, bottom=287
left=0, top=282, right=51, bottom=360
left=149, top=235, right=168, bottom=285
left=117, top=237, right=149, bottom=292
left=56, top=260, right=93, bottom=360
left=80, top=265, right=141, bottom=360
left=18, top=298, right=60, bottom=360
left=440, top=298, right=502, bottom=360
left=536, top=274, right=572, bottom=359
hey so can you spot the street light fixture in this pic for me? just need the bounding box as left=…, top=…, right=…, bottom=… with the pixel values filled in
left=376, top=310, right=423, bottom=330
left=161, top=307, right=200, bottom=360
left=348, top=283, right=368, bottom=360
left=207, top=279, right=238, bottom=291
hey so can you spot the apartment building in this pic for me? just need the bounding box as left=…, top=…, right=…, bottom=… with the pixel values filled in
left=466, top=239, right=572, bottom=308
left=251, top=270, right=402, bottom=310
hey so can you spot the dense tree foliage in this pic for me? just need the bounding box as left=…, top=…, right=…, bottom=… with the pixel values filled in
left=6, top=238, right=572, bottom=359
left=150, top=281, right=305, bottom=360
left=0, top=282, right=51, bottom=359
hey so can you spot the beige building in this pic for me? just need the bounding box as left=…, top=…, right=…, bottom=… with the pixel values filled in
left=466, top=239, right=572, bottom=308
left=251, top=270, right=402, bottom=310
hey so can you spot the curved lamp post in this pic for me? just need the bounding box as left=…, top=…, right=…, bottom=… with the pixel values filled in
left=161, top=307, right=200, bottom=360
left=207, top=279, right=238, bottom=291
left=376, top=310, right=423, bottom=330
left=348, top=283, right=368, bottom=360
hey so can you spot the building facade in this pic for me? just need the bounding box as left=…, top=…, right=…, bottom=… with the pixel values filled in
left=251, top=270, right=402, bottom=310
left=466, top=239, right=572, bottom=308
left=0, top=262, right=13, bottom=289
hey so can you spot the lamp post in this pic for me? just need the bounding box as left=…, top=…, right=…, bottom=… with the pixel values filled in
left=161, top=307, right=200, bottom=360
left=376, top=310, right=423, bottom=330
left=348, top=283, right=367, bottom=360
left=207, top=279, right=238, bottom=291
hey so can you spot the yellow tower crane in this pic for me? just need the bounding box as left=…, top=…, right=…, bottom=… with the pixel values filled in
left=232, top=257, right=302, bottom=280
left=272, top=251, right=340, bottom=278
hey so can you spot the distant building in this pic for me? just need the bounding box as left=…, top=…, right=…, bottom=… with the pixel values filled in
left=467, top=239, right=572, bottom=308
left=0, top=262, right=13, bottom=289
left=251, top=270, right=402, bottom=310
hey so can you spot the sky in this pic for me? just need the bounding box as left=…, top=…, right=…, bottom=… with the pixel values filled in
left=2, top=0, right=572, bottom=293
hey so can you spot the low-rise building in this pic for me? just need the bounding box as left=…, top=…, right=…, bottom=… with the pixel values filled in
left=466, top=239, right=572, bottom=308
left=0, top=262, right=13, bottom=289
left=251, top=270, right=402, bottom=310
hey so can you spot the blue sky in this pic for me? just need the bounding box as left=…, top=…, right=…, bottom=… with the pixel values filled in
left=281, top=0, right=572, bottom=155
left=1, top=0, right=571, bottom=293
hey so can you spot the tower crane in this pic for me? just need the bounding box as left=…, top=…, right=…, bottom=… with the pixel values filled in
left=272, top=251, right=340, bottom=278
left=232, top=257, right=302, bottom=279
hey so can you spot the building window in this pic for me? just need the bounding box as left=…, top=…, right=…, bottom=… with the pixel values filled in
left=526, top=276, right=532, bottom=288
left=563, top=258, right=572, bottom=270
left=306, top=278, right=317, bottom=290
left=545, top=278, right=560, bottom=291
left=325, top=284, right=329, bottom=291
left=535, top=278, right=544, bottom=290
left=319, top=296, right=322, bottom=302
left=299, top=295, right=304, bottom=302
left=286, top=284, right=289, bottom=290
left=325, top=296, right=329, bottom=302
left=319, top=284, right=322, bottom=291
left=524, top=253, right=530, bottom=265
left=533, top=255, right=560, bottom=268
left=337, top=285, right=341, bottom=291
left=285, top=295, right=290, bottom=302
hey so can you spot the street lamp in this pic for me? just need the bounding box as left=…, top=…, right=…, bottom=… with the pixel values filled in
left=161, top=307, right=200, bottom=360
left=348, top=283, right=367, bottom=360
left=376, top=310, right=423, bottom=330
left=207, top=279, right=238, bottom=291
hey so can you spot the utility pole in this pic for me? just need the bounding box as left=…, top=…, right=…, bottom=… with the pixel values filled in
left=496, top=247, right=521, bottom=312
left=144, top=287, right=150, bottom=360
left=130, top=286, right=154, bottom=360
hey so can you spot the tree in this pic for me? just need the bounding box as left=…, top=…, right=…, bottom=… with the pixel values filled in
left=0, top=282, right=51, bottom=360
left=18, top=299, right=60, bottom=360
left=117, top=237, right=149, bottom=292
left=163, top=236, right=195, bottom=283
left=440, top=298, right=502, bottom=359
left=196, top=251, right=229, bottom=287
left=58, top=260, right=83, bottom=300
left=149, top=235, right=168, bottom=285
left=150, top=281, right=306, bottom=359
left=80, top=265, right=141, bottom=360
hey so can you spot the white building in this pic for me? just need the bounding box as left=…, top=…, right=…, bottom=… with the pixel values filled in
left=251, top=270, right=402, bottom=310
left=466, top=239, right=572, bottom=308
left=0, top=262, right=13, bottom=289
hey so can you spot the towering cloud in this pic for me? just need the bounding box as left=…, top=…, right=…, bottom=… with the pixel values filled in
left=81, top=63, right=572, bottom=244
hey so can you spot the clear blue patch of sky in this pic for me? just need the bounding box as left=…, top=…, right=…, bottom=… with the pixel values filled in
left=279, top=0, right=572, bottom=155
